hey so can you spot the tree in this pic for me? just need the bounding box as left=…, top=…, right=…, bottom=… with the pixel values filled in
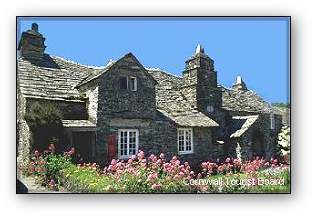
left=25, top=102, right=64, bottom=151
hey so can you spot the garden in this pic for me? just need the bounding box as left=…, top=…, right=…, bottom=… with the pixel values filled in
left=22, top=143, right=290, bottom=193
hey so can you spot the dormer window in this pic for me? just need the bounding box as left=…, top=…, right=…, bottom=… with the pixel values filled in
left=129, top=76, right=137, bottom=91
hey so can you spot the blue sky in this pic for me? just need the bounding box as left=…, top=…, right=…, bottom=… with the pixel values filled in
left=17, top=17, right=290, bottom=103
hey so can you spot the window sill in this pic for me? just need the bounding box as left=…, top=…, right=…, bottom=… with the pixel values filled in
left=178, top=151, right=194, bottom=155
left=118, top=155, right=134, bottom=160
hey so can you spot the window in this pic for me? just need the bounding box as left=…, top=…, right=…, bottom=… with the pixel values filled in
left=177, top=128, right=193, bottom=154
left=270, top=113, right=275, bottom=129
left=119, top=76, right=137, bottom=91
left=206, top=105, right=214, bottom=113
left=119, top=77, right=128, bottom=89
left=129, top=76, right=137, bottom=91
left=118, top=129, right=139, bottom=159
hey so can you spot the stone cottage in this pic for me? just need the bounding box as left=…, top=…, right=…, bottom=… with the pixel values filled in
left=17, top=23, right=282, bottom=167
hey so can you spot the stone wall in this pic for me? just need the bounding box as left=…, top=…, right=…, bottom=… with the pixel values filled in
left=178, top=127, right=216, bottom=168
left=85, top=85, right=99, bottom=123
left=95, top=54, right=157, bottom=161
left=228, top=113, right=282, bottom=160
left=17, top=93, right=31, bottom=175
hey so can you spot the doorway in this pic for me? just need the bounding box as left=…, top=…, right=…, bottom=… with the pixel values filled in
left=251, top=130, right=265, bottom=158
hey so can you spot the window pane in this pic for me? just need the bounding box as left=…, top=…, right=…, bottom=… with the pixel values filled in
left=178, top=129, right=185, bottom=152
left=129, top=77, right=137, bottom=91
left=128, top=131, right=136, bottom=155
left=119, top=77, right=127, bottom=89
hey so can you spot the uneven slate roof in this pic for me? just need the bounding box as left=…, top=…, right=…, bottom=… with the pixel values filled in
left=159, top=110, right=219, bottom=127
left=17, top=55, right=103, bottom=101
left=230, top=115, right=259, bottom=138
left=62, top=120, right=96, bottom=128
left=221, top=87, right=272, bottom=113
left=76, top=60, right=114, bottom=87
left=18, top=52, right=271, bottom=128
left=148, top=69, right=219, bottom=127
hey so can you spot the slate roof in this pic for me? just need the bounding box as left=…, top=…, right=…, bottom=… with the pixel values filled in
left=18, top=53, right=272, bottom=128
left=17, top=54, right=103, bottom=101
left=221, top=87, right=272, bottom=113
left=230, top=115, right=259, bottom=138
left=147, top=69, right=219, bottom=127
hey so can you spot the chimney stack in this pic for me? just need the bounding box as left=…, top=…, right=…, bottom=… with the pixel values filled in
left=232, top=75, right=248, bottom=91
left=18, top=23, right=46, bottom=59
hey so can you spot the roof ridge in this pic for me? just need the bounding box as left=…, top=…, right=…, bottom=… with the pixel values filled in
left=51, top=55, right=106, bottom=69
left=146, top=67, right=183, bottom=79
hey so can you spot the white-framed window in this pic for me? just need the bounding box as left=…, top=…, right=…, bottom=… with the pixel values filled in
left=270, top=113, right=275, bottom=129
left=177, top=128, right=194, bottom=154
left=118, top=129, right=139, bottom=159
left=129, top=76, right=137, bottom=91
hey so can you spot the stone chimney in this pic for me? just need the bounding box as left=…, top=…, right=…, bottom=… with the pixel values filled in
left=232, top=75, right=248, bottom=91
left=181, top=44, right=222, bottom=112
left=18, top=23, right=46, bottom=59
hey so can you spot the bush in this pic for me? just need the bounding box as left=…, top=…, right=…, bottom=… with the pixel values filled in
left=25, top=102, right=64, bottom=151
left=277, top=126, right=290, bottom=163
left=25, top=144, right=74, bottom=190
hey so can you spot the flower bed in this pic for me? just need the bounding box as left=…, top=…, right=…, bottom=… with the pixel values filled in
left=23, top=146, right=290, bottom=193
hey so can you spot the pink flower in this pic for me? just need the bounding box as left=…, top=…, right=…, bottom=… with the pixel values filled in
left=147, top=172, right=158, bottom=182
left=159, top=153, right=165, bottom=159
left=197, top=173, right=202, bottom=179
left=48, top=144, right=55, bottom=153
left=68, top=147, right=75, bottom=156
left=151, top=184, right=161, bottom=190
left=225, top=157, right=231, bottom=163
left=48, top=179, right=56, bottom=190
left=137, top=150, right=145, bottom=159
left=173, top=174, right=181, bottom=180
left=34, top=150, right=40, bottom=157
left=110, top=159, right=117, bottom=165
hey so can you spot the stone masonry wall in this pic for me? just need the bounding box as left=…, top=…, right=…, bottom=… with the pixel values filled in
left=95, top=54, right=157, bottom=161
left=17, top=93, right=31, bottom=175
left=229, top=113, right=282, bottom=161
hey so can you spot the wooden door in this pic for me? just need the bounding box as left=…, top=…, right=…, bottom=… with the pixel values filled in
left=107, top=135, right=117, bottom=161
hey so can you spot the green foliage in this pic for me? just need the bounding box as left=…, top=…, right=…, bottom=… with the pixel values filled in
left=25, top=102, right=64, bottom=150
left=201, top=167, right=290, bottom=193
left=272, top=102, right=289, bottom=108
left=45, top=154, right=71, bottom=183
left=25, top=101, right=63, bottom=130
left=60, top=164, right=195, bottom=193
left=26, top=149, right=290, bottom=193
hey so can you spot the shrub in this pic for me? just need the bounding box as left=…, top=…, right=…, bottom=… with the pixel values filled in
left=25, top=144, right=74, bottom=189
left=277, top=126, right=290, bottom=163
left=25, top=102, right=64, bottom=151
